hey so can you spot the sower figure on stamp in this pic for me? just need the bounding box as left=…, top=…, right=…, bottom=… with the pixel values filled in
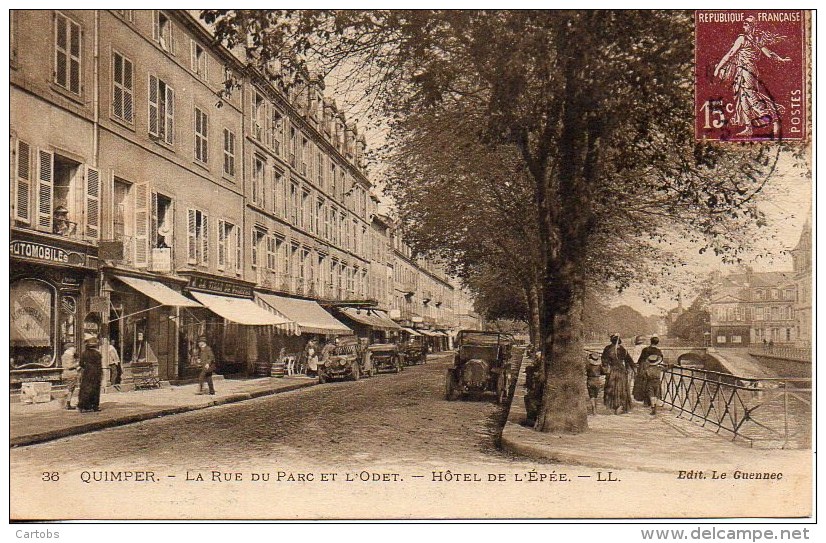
left=601, top=334, right=635, bottom=415
left=196, top=336, right=216, bottom=396
left=714, top=15, right=791, bottom=138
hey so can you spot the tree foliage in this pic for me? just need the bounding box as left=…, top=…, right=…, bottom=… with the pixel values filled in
left=204, top=9, right=786, bottom=434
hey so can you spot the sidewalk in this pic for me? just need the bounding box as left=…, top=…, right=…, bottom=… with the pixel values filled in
left=500, top=361, right=810, bottom=474
left=10, top=376, right=316, bottom=447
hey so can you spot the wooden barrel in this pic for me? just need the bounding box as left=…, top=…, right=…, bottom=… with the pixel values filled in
left=270, top=360, right=286, bottom=378
left=254, top=359, right=272, bottom=377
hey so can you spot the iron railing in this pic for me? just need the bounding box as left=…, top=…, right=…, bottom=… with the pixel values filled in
left=747, top=346, right=811, bottom=363
left=659, top=366, right=811, bottom=449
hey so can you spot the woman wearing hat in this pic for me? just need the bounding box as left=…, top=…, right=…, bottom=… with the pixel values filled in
left=601, top=334, right=635, bottom=415
left=77, top=336, right=103, bottom=412
left=636, top=336, right=665, bottom=415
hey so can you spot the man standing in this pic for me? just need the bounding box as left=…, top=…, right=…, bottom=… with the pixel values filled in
left=196, top=336, right=216, bottom=395
left=61, top=343, right=80, bottom=410
left=107, top=341, right=122, bottom=386
left=78, top=337, right=103, bottom=412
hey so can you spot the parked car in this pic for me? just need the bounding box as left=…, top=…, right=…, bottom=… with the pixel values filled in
left=368, top=343, right=404, bottom=374
left=401, top=336, right=427, bottom=366
left=445, top=330, right=513, bottom=403
left=318, top=336, right=363, bottom=382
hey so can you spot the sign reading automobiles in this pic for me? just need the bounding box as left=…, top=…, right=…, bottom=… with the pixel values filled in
left=10, top=240, right=70, bottom=264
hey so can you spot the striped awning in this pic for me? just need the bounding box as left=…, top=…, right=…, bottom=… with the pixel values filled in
left=191, top=292, right=291, bottom=326
left=401, top=327, right=422, bottom=336
left=255, top=292, right=352, bottom=336
left=339, top=307, right=402, bottom=331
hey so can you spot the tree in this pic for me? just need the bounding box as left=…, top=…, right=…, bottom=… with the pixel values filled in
left=205, top=10, right=782, bottom=434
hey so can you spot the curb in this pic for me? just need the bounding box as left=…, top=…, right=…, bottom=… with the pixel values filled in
left=10, top=381, right=315, bottom=448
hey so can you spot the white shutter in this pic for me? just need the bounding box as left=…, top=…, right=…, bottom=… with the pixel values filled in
left=152, top=10, right=159, bottom=42
left=133, top=181, right=149, bottom=267
left=217, top=219, right=226, bottom=270
left=187, top=209, right=197, bottom=264
left=165, top=85, right=175, bottom=145
left=201, top=212, right=209, bottom=266
left=14, top=139, right=31, bottom=223
left=84, top=166, right=101, bottom=239
left=190, top=39, right=196, bottom=72
left=36, top=149, right=54, bottom=231
left=148, top=74, right=158, bottom=136
left=235, top=226, right=242, bottom=275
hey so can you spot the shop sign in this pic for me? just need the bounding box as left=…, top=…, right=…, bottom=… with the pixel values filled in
left=89, top=296, right=110, bottom=314
left=11, top=283, right=52, bottom=348
left=186, top=276, right=253, bottom=298
left=10, top=240, right=70, bottom=264
left=150, top=248, right=173, bottom=273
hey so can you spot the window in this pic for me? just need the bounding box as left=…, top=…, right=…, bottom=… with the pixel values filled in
left=289, top=126, right=297, bottom=167
left=252, top=155, right=265, bottom=207
left=317, top=150, right=325, bottom=189
left=302, top=190, right=311, bottom=231
left=251, top=229, right=266, bottom=269
left=190, top=41, right=208, bottom=80
left=55, top=12, right=82, bottom=95
left=301, top=137, right=309, bottom=176
left=252, top=91, right=265, bottom=141
left=289, top=183, right=299, bottom=225
left=731, top=335, right=742, bottom=344
left=115, top=10, right=134, bottom=22
left=11, top=280, right=57, bottom=370
left=267, top=235, right=277, bottom=271
left=218, top=220, right=239, bottom=272
left=223, top=129, right=236, bottom=177
left=272, top=168, right=285, bottom=218
left=271, top=108, right=283, bottom=154
left=187, top=209, right=209, bottom=265
left=153, top=11, right=174, bottom=53
left=148, top=75, right=174, bottom=145
left=112, top=51, right=134, bottom=123
left=316, top=199, right=324, bottom=236
left=194, top=107, right=208, bottom=163
left=113, top=178, right=132, bottom=246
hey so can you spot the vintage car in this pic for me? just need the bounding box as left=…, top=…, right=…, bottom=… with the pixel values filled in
left=400, top=336, right=427, bottom=366
left=318, top=336, right=366, bottom=383
left=368, top=343, right=404, bottom=373
left=445, top=330, right=513, bottom=403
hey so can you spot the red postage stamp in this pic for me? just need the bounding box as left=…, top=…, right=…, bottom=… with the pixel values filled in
left=695, top=10, right=807, bottom=142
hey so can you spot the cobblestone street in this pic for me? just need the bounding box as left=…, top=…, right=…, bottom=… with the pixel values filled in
left=10, top=354, right=528, bottom=473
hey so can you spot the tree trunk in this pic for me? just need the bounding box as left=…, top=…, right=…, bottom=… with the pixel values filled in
left=534, top=295, right=588, bottom=433
left=525, top=283, right=542, bottom=349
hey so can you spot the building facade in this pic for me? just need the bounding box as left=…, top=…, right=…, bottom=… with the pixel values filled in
left=10, top=9, right=468, bottom=388
left=708, top=214, right=811, bottom=350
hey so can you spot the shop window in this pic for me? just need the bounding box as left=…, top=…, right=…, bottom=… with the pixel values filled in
left=11, top=279, right=57, bottom=369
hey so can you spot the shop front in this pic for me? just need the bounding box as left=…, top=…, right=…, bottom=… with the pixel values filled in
left=337, top=307, right=402, bottom=344
left=10, top=231, right=99, bottom=390
left=104, top=271, right=203, bottom=384
left=181, top=273, right=290, bottom=377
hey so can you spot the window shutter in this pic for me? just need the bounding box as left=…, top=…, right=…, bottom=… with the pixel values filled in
left=84, top=166, right=101, bottom=239
left=201, top=212, right=209, bottom=266
left=150, top=191, right=159, bottom=251
left=235, top=227, right=242, bottom=275
left=187, top=209, right=197, bottom=264
left=134, top=181, right=149, bottom=267
left=14, top=140, right=31, bottom=223
left=36, top=149, right=53, bottom=231
left=148, top=75, right=159, bottom=136
left=217, top=219, right=226, bottom=270
left=152, top=11, right=159, bottom=42
left=165, top=85, right=175, bottom=145
left=190, top=40, right=196, bottom=72
left=169, top=22, right=176, bottom=55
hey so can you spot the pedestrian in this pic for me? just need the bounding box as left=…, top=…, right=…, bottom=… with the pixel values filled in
left=585, top=352, right=605, bottom=416
left=305, top=337, right=319, bottom=378
left=60, top=343, right=80, bottom=410
left=196, top=336, right=216, bottom=395
left=77, top=337, right=103, bottom=412
left=762, top=338, right=768, bottom=350
left=636, top=335, right=666, bottom=415
left=601, top=333, right=634, bottom=415
left=628, top=335, right=644, bottom=396
left=107, top=341, right=122, bottom=386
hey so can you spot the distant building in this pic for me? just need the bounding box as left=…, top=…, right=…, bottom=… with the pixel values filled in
left=790, top=217, right=812, bottom=347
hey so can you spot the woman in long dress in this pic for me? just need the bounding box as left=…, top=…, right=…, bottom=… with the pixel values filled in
left=601, top=334, right=634, bottom=414
left=714, top=16, right=791, bottom=137
left=78, top=337, right=103, bottom=412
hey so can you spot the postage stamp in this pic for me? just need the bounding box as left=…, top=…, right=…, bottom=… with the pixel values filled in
left=695, top=10, right=807, bottom=142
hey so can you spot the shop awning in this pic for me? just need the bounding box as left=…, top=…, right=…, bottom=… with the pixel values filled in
left=255, top=292, right=352, bottom=336
left=433, top=331, right=449, bottom=337
left=418, top=329, right=439, bottom=337
left=401, top=327, right=421, bottom=336
left=190, top=292, right=291, bottom=326
left=339, top=307, right=402, bottom=331
left=114, top=275, right=202, bottom=307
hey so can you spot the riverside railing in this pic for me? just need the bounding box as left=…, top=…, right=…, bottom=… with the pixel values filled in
left=747, top=346, right=811, bottom=363
left=659, top=366, right=811, bottom=449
